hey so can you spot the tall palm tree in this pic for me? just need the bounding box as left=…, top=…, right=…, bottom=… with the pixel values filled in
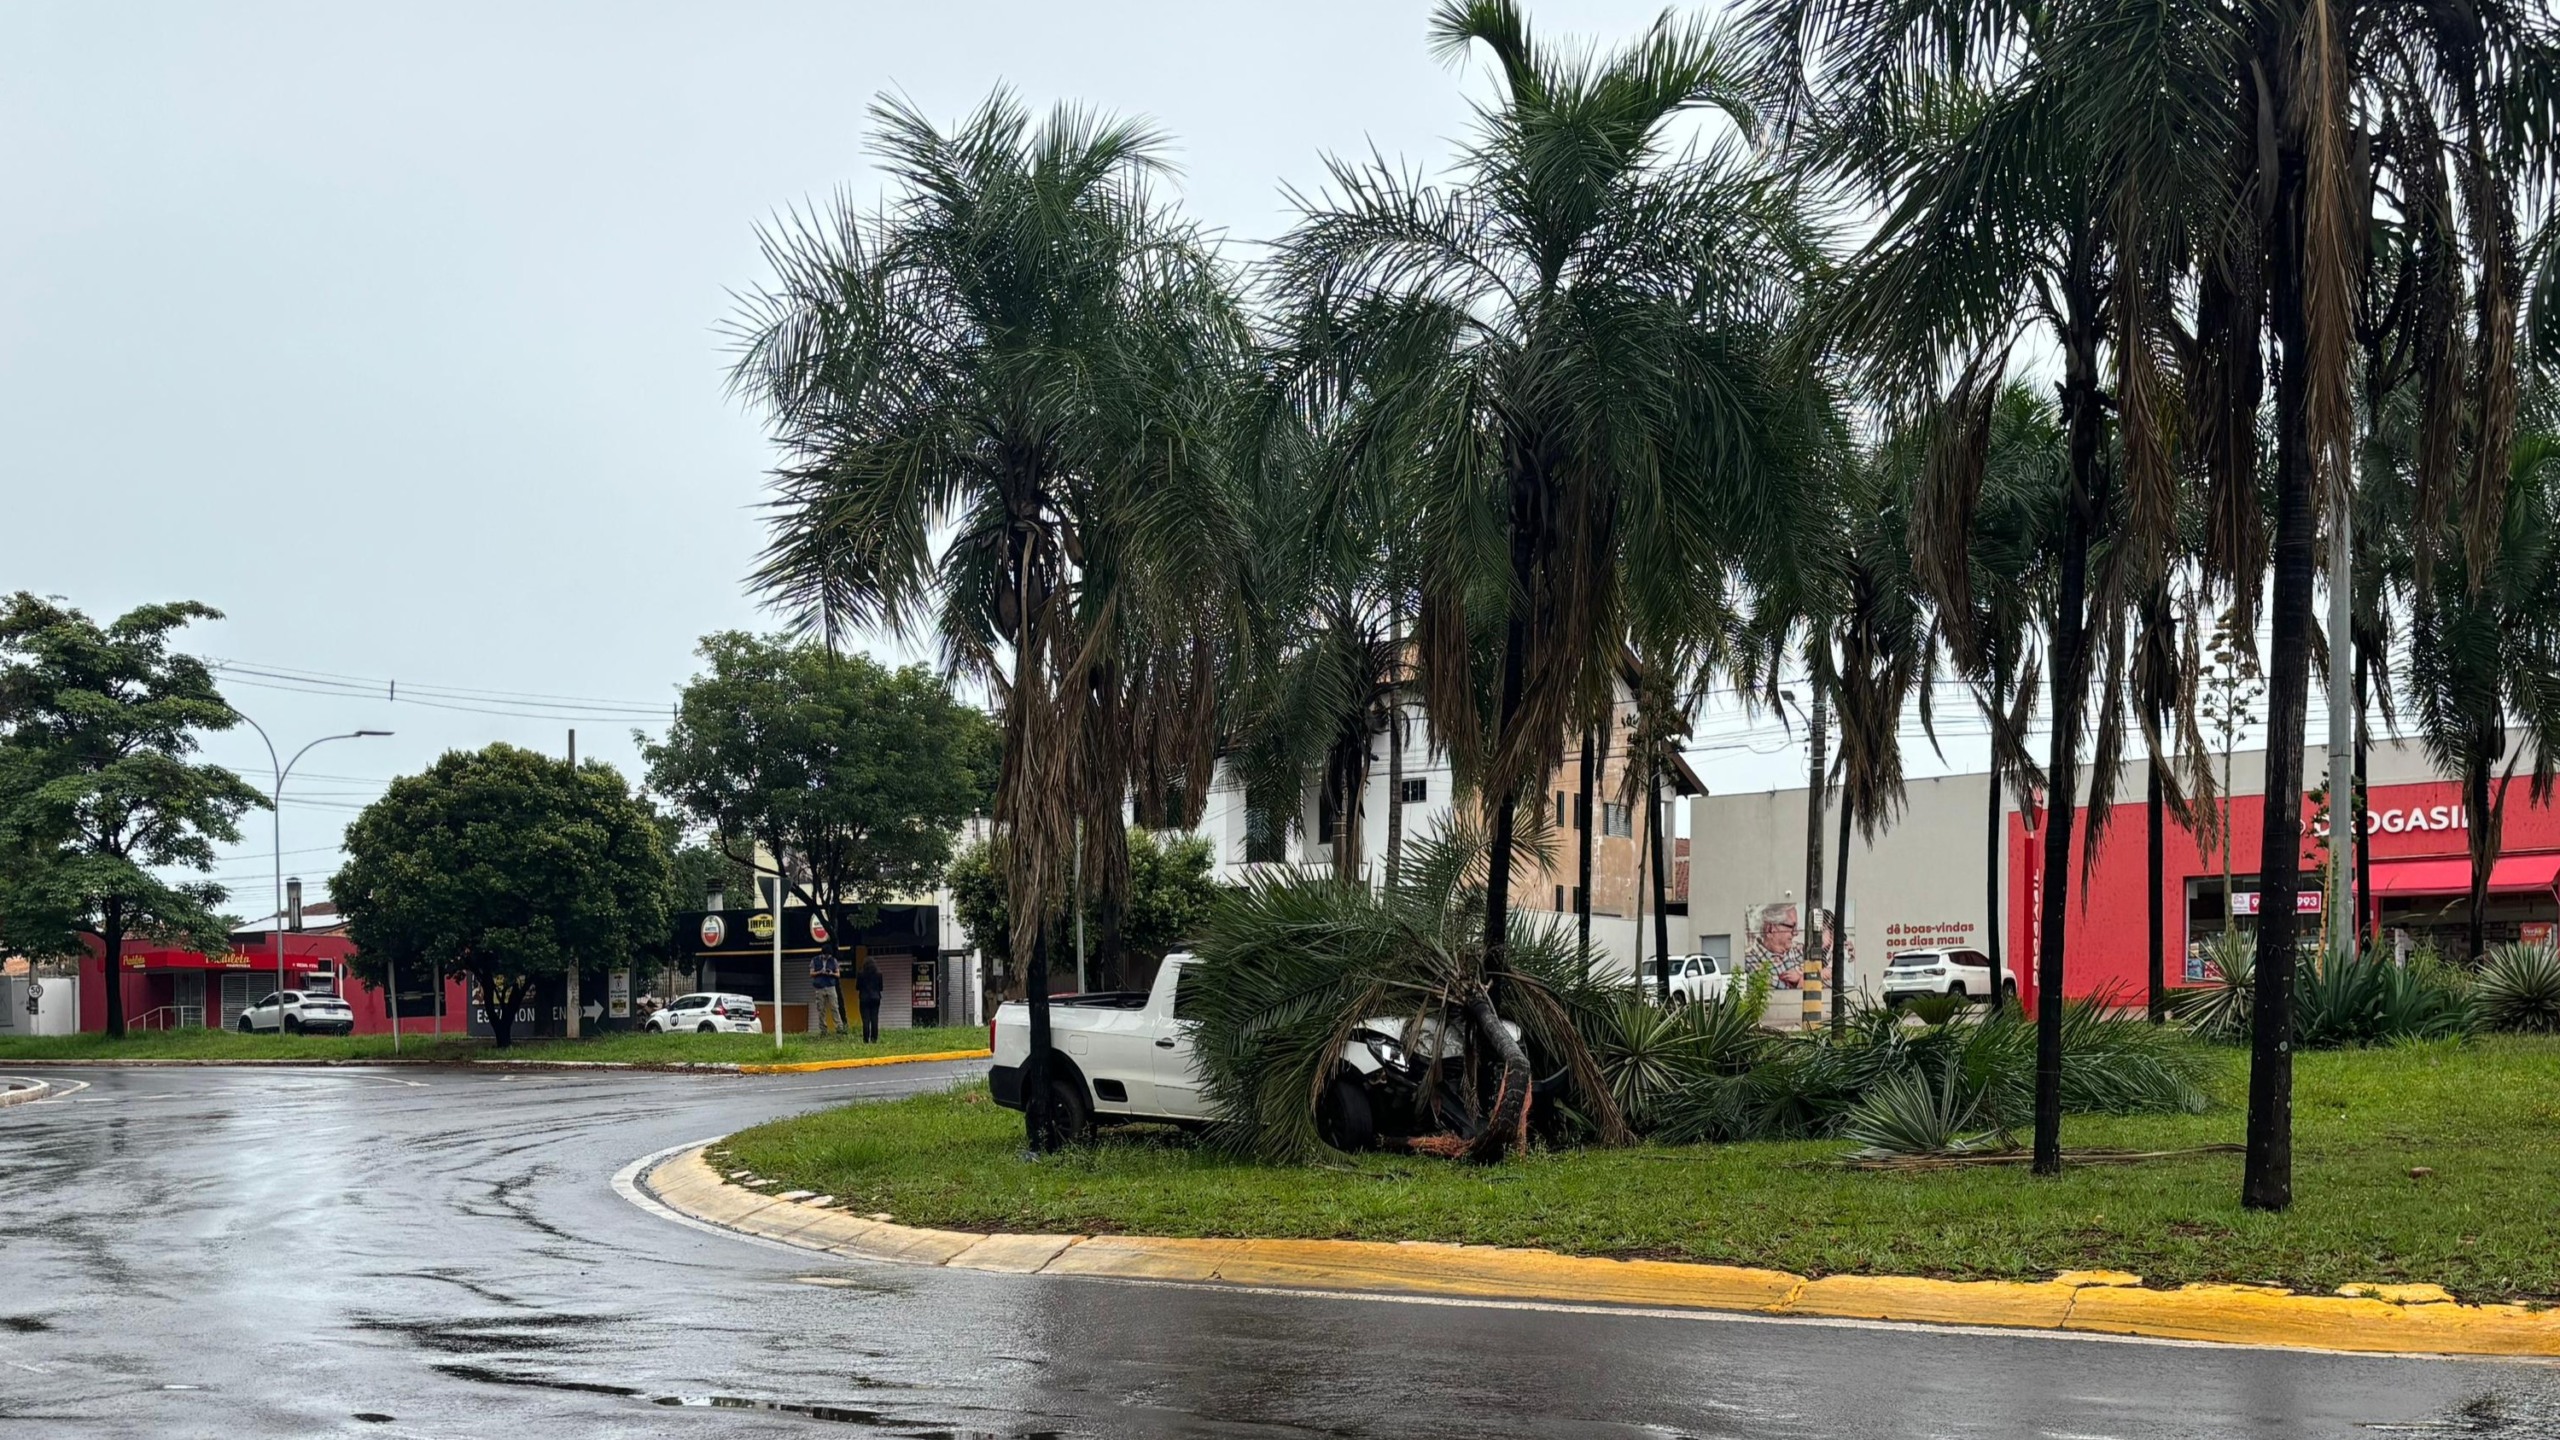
left=2406, top=416, right=2560, bottom=959
left=729, top=91, right=1249, bottom=1152
left=1272, top=0, right=1837, bottom=1153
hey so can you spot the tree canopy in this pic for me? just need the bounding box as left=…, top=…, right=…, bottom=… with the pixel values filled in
left=332, top=744, right=670, bottom=1047
left=0, top=593, right=261, bottom=1038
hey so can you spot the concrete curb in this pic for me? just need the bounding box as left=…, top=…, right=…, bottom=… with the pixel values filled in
left=639, top=1143, right=2560, bottom=1358
left=0, top=1077, right=52, bottom=1107
left=735, top=1048, right=992, bottom=1075
left=0, top=1049, right=988, bottom=1075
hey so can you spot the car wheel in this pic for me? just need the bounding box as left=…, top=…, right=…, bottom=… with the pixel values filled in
left=238, top=1014, right=254, bottom=1033
left=2003, top=980, right=2021, bottom=1007
left=1042, top=1074, right=1093, bottom=1147
left=284, top=1016, right=302, bottom=1034
left=1947, top=982, right=1967, bottom=1000
left=1318, top=1075, right=1377, bottom=1153
left=698, top=1021, right=717, bottom=1034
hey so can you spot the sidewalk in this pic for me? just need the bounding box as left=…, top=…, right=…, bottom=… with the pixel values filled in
left=638, top=1142, right=2560, bottom=1358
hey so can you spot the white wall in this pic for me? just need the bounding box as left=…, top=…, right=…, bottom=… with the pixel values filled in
left=0, top=973, right=80, bottom=1036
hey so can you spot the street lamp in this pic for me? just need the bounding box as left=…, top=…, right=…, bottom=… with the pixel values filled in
left=231, top=715, right=391, bottom=1037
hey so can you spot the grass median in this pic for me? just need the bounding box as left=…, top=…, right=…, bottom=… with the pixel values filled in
left=0, top=1024, right=988, bottom=1066
left=720, top=1034, right=2560, bottom=1303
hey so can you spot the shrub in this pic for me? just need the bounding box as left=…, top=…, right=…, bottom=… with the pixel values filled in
left=1838, top=1056, right=2000, bottom=1158
left=2168, top=931, right=2254, bottom=1042
left=2475, top=943, right=2560, bottom=1033
left=1904, top=993, right=1965, bottom=1026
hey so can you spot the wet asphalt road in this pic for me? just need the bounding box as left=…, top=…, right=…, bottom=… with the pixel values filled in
left=1, top=1066, right=2553, bottom=1439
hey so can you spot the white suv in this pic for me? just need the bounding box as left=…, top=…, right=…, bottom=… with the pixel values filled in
left=237, top=990, right=356, bottom=1035
left=1648, top=954, right=1733, bottom=1006
left=1881, top=948, right=2013, bottom=1006
left=644, top=993, right=763, bottom=1035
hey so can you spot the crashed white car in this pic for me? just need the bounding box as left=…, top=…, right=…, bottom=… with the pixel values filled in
left=990, top=953, right=1514, bottom=1149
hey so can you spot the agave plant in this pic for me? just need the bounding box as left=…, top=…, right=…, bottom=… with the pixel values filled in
left=2475, top=944, right=2560, bottom=1034
left=2168, top=931, right=2255, bottom=1043
left=2288, top=945, right=2472, bottom=1049
left=1183, top=819, right=1628, bottom=1162
left=1839, top=1055, right=2003, bottom=1159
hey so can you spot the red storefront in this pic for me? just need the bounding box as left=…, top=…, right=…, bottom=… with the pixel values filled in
left=2007, top=774, right=2560, bottom=1006
left=75, top=933, right=471, bottom=1035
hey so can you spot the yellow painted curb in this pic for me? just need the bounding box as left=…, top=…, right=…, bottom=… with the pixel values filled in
left=643, top=1145, right=2560, bottom=1357
left=734, top=1048, right=992, bottom=1075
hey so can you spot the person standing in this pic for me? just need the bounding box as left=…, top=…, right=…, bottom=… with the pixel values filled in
left=810, top=948, right=845, bottom=1036
left=855, top=956, right=885, bottom=1043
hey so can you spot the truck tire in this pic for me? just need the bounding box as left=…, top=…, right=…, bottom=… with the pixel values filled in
left=1044, top=1074, right=1093, bottom=1146
left=1319, top=1076, right=1376, bottom=1153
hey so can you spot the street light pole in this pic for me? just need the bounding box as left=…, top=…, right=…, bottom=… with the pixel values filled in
left=232, top=715, right=391, bottom=1035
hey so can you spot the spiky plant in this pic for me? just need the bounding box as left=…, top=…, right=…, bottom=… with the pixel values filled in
left=2475, top=944, right=2560, bottom=1034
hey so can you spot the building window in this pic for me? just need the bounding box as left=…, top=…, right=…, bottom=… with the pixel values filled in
left=1571, top=885, right=1584, bottom=914
left=1555, top=791, right=1569, bottom=827
left=1244, top=807, right=1284, bottom=864
left=1399, top=778, right=1427, bottom=805
left=1574, top=793, right=1589, bottom=829
left=1554, top=884, right=1566, bottom=911
left=1602, top=802, right=1633, bottom=838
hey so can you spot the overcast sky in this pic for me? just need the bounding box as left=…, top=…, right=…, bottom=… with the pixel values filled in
left=1, top=1, right=2063, bottom=904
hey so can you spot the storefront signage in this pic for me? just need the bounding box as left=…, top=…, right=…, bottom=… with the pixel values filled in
left=2367, top=805, right=2469, bottom=835
left=910, top=959, right=936, bottom=1009
left=699, top=914, right=726, bottom=947
left=748, top=911, right=777, bottom=942
left=2231, top=890, right=2323, bottom=916
left=809, top=912, right=830, bottom=944
left=608, top=970, right=631, bottom=1019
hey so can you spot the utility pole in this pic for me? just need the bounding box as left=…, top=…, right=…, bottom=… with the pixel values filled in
left=766, top=864, right=785, bottom=1053
left=1801, top=677, right=1829, bottom=1030
left=2325, top=489, right=2355, bottom=956
left=564, top=730, right=580, bottom=1039
left=1073, top=817, right=1087, bottom=994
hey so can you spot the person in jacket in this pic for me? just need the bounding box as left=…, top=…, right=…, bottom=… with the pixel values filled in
left=855, top=957, right=886, bottom=1042
left=809, top=949, right=845, bottom=1035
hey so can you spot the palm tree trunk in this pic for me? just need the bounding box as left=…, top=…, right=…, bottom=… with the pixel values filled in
left=102, top=896, right=127, bottom=1041
left=1650, top=758, right=1671, bottom=1000
left=1482, top=469, right=1537, bottom=1001
left=1802, top=673, right=1829, bottom=1025
left=1831, top=790, right=1853, bottom=1035
left=1386, top=705, right=1406, bottom=890
left=2468, top=752, right=2493, bottom=961
left=1023, top=926, right=1053, bottom=1151
left=2245, top=178, right=2319, bottom=1213
left=2354, top=648, right=2373, bottom=944
left=2034, top=243, right=2104, bottom=1178
left=2148, top=761, right=2167, bottom=1023
left=1576, top=726, right=1596, bottom=964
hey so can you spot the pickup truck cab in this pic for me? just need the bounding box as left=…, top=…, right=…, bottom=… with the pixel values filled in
left=991, top=953, right=1497, bottom=1149
left=1650, top=953, right=1733, bottom=1006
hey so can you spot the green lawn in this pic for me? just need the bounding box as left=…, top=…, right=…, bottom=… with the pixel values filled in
left=0, top=1024, right=988, bottom=1066
left=719, top=1035, right=2560, bottom=1304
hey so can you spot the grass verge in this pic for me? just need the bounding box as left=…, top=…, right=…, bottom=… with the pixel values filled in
left=0, top=1025, right=989, bottom=1066
left=720, top=1034, right=2560, bottom=1303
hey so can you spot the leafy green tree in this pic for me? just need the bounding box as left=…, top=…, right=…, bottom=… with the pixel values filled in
left=642, top=633, right=991, bottom=970
left=946, top=828, right=1217, bottom=987
left=729, top=90, right=1248, bottom=1151
left=332, top=745, right=670, bottom=1048
left=0, top=595, right=261, bottom=1038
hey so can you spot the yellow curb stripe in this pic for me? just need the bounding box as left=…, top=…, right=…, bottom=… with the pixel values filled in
left=735, top=1048, right=992, bottom=1075
left=641, top=1144, right=2560, bottom=1358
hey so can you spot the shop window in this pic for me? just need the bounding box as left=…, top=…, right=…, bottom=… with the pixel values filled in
left=1603, top=802, right=1633, bottom=838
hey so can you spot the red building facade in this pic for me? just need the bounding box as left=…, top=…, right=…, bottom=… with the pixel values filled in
left=2008, top=772, right=2560, bottom=1007
left=75, top=932, right=470, bottom=1035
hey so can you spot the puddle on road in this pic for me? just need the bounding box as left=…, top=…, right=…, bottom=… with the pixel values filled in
left=431, top=1362, right=641, bottom=1397
left=352, top=1415, right=396, bottom=1424
left=654, top=1395, right=1064, bottom=1438
left=0, top=1316, right=51, bottom=1333
left=354, top=1311, right=611, bottom=1355
left=2364, top=1394, right=2546, bottom=1433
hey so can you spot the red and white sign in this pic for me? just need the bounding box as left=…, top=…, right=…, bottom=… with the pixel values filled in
left=699, top=914, right=726, bottom=948
left=2231, top=890, right=2323, bottom=916
left=809, top=912, right=830, bottom=944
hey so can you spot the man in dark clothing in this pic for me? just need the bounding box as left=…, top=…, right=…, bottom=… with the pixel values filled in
left=810, top=949, right=844, bottom=1036
left=855, top=957, right=885, bottom=1042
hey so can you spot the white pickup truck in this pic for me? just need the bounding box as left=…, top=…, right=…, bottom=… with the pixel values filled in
left=990, top=952, right=1490, bottom=1149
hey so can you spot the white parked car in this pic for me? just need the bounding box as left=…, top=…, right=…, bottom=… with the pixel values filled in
left=1880, top=948, right=2015, bottom=1006
left=1647, top=954, right=1733, bottom=1006
left=644, top=992, right=763, bottom=1035
left=236, top=990, right=355, bottom=1036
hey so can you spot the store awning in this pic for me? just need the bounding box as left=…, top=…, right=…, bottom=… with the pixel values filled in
left=2370, top=854, right=2560, bottom=898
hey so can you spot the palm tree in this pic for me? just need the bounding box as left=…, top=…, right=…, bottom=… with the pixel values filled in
left=729, top=91, right=1249, bottom=1152
left=1272, top=0, right=1837, bottom=1153
left=2406, top=416, right=2560, bottom=960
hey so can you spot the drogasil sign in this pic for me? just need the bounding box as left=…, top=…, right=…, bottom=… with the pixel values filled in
left=2315, top=804, right=2471, bottom=839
